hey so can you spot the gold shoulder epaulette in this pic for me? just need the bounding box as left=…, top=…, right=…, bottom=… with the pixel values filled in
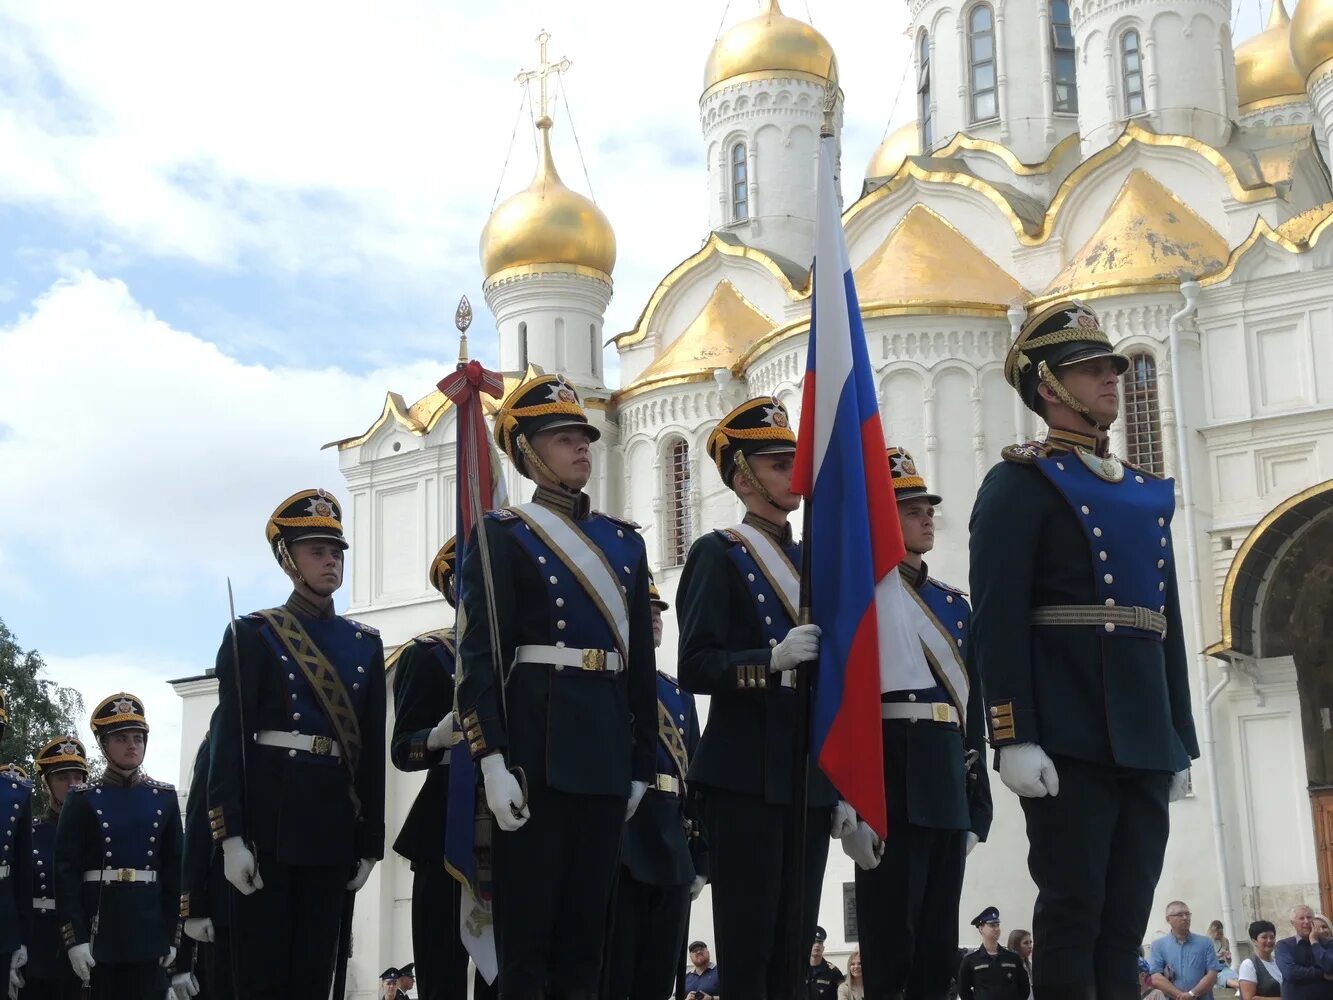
left=1001, top=441, right=1052, bottom=465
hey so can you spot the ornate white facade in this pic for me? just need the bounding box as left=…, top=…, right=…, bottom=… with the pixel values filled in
left=173, top=0, right=1333, bottom=992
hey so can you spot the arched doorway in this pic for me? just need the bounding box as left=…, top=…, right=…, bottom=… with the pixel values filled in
left=1211, top=479, right=1333, bottom=917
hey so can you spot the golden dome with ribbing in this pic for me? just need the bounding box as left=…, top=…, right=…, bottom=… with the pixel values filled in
left=1236, top=0, right=1305, bottom=107
left=703, top=0, right=837, bottom=93
left=479, top=117, right=617, bottom=282
left=1292, top=0, right=1333, bottom=81
left=865, top=123, right=921, bottom=179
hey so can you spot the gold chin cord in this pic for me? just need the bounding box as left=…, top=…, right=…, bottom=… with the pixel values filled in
left=276, top=537, right=307, bottom=588
left=517, top=433, right=583, bottom=493
left=733, top=452, right=779, bottom=507
left=1037, top=361, right=1111, bottom=433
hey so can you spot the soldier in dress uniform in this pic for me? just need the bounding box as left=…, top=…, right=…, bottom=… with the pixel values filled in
left=604, top=577, right=706, bottom=1000
left=391, top=537, right=467, bottom=1000
left=457, top=373, right=656, bottom=1000
left=208, top=488, right=387, bottom=999
left=54, top=692, right=180, bottom=998
left=180, top=725, right=229, bottom=999
left=677, top=396, right=852, bottom=1000
left=968, top=301, right=1198, bottom=1000
left=0, top=698, right=30, bottom=997
left=956, top=908, right=1028, bottom=1000
left=842, top=447, right=992, bottom=1000
left=24, top=736, right=86, bottom=1000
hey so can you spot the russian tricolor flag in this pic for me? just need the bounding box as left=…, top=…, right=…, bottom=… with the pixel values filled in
left=793, top=133, right=914, bottom=839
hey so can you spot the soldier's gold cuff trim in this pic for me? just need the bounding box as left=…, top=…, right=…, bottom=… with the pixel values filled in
left=988, top=701, right=1017, bottom=742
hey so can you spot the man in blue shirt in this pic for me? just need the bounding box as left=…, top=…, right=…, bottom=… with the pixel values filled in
left=1149, top=900, right=1222, bottom=999
left=1274, top=904, right=1333, bottom=998
left=686, top=941, right=721, bottom=1000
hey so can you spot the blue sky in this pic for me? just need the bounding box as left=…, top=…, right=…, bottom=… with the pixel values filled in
left=0, top=0, right=1274, bottom=780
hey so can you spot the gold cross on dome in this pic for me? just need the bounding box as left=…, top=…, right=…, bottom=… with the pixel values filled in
left=515, top=30, right=571, bottom=122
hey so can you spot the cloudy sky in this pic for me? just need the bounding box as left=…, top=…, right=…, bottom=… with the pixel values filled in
left=0, top=0, right=1271, bottom=782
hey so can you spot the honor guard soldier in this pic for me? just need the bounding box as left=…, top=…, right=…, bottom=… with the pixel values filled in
left=841, top=448, right=992, bottom=1000
left=54, top=693, right=180, bottom=998
left=956, top=908, right=1029, bottom=1000
left=457, top=373, right=656, bottom=1000
left=390, top=538, right=467, bottom=1000
left=208, top=488, right=387, bottom=999
left=0, top=692, right=32, bottom=998
left=969, top=301, right=1198, bottom=999
left=25, top=736, right=86, bottom=1000
left=180, top=725, right=228, bottom=999
left=605, top=578, right=706, bottom=1000
left=677, top=397, right=850, bottom=1000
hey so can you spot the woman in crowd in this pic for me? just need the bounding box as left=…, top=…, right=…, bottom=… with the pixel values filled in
left=1236, top=919, right=1282, bottom=1000
left=1207, top=920, right=1233, bottom=967
left=1006, top=929, right=1034, bottom=1000
left=836, top=949, right=864, bottom=1000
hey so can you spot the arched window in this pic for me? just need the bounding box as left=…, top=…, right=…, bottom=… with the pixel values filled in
left=730, top=142, right=749, bottom=223
left=1121, top=30, right=1146, bottom=115
left=663, top=438, right=694, bottom=566
left=1050, top=0, right=1078, bottom=113
left=918, top=31, right=934, bottom=149
left=518, top=321, right=528, bottom=369
left=1124, top=352, right=1163, bottom=474
left=589, top=324, right=599, bottom=379
left=968, top=4, right=998, bottom=122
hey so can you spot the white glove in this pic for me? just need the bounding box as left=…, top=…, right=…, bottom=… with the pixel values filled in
left=347, top=857, right=376, bottom=891
left=426, top=711, right=462, bottom=752
left=171, top=972, right=200, bottom=999
left=183, top=917, right=215, bottom=943
left=998, top=743, right=1060, bottom=798
left=221, top=837, right=263, bottom=895
left=830, top=800, right=857, bottom=839
left=771, top=624, right=821, bottom=673
left=1168, top=768, right=1191, bottom=802
left=626, top=780, right=648, bottom=821
left=67, top=943, right=95, bottom=984
left=9, top=948, right=24, bottom=972
left=159, top=946, right=176, bottom=968
left=480, top=754, right=529, bottom=831
left=841, top=820, right=882, bottom=871
left=965, top=831, right=980, bottom=856
left=690, top=874, right=707, bottom=900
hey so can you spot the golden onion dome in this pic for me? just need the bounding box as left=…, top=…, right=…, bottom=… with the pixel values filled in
left=1237, top=0, right=1305, bottom=107
left=1292, top=0, right=1333, bottom=82
left=703, top=0, right=837, bottom=94
left=865, top=122, right=921, bottom=179
left=479, top=117, right=617, bottom=282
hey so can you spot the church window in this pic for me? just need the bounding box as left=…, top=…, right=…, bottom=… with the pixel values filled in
left=663, top=438, right=694, bottom=567
left=1121, top=30, right=1146, bottom=116
left=918, top=31, right=934, bottom=148
left=590, top=324, right=600, bottom=380
left=968, top=5, right=998, bottom=122
left=518, top=321, right=528, bottom=369
left=1124, top=351, right=1163, bottom=475
left=1050, top=0, right=1078, bottom=113
left=730, top=142, right=749, bottom=223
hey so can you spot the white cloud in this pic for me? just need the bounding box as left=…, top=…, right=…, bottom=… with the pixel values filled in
left=0, top=269, right=443, bottom=593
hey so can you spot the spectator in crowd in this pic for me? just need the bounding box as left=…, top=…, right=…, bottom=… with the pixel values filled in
left=807, top=926, right=845, bottom=1000
left=685, top=941, right=720, bottom=1000
left=1315, top=916, right=1333, bottom=941
left=1140, top=957, right=1168, bottom=999
left=837, top=949, right=865, bottom=1000
left=1208, top=921, right=1233, bottom=967
left=1148, top=900, right=1223, bottom=999
left=1274, top=904, right=1333, bottom=999
left=1236, top=919, right=1282, bottom=1000
left=1007, top=928, right=1034, bottom=997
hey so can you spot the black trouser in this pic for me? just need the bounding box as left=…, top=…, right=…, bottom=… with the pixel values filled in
left=855, top=821, right=965, bottom=1000
left=411, top=862, right=470, bottom=1000
left=605, top=869, right=690, bottom=1000
left=226, top=860, right=346, bottom=999
left=1020, top=756, right=1169, bottom=999
left=198, top=930, right=235, bottom=999
left=19, top=977, right=82, bottom=1000
left=86, top=960, right=162, bottom=1000
left=493, top=785, right=625, bottom=996
left=703, top=790, right=832, bottom=1000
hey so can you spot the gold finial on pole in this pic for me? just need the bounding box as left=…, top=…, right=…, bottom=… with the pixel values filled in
left=516, top=30, right=572, bottom=126
left=455, top=295, right=473, bottom=367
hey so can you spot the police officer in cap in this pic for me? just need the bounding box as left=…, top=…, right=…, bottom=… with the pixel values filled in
left=956, top=909, right=1028, bottom=1000
left=379, top=967, right=403, bottom=999
left=968, top=301, right=1198, bottom=999
left=457, top=373, right=656, bottom=999
left=805, top=927, right=844, bottom=1000
left=0, top=693, right=32, bottom=998
left=677, top=396, right=853, bottom=1000
left=180, top=721, right=229, bottom=999
left=55, top=692, right=180, bottom=998
left=391, top=538, right=467, bottom=1000
left=208, top=488, right=387, bottom=999
left=605, top=577, right=706, bottom=1000
left=25, top=735, right=86, bottom=999
left=841, top=448, right=992, bottom=1000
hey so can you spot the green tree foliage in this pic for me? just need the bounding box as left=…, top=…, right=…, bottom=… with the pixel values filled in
left=0, top=617, right=85, bottom=791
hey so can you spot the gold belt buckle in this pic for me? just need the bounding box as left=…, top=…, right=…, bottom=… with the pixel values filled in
left=931, top=703, right=951, bottom=724
left=311, top=735, right=333, bottom=756
left=581, top=649, right=606, bottom=672
left=117, top=868, right=136, bottom=883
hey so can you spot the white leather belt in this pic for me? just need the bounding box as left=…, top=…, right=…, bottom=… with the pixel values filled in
left=33, top=898, right=55, bottom=911
left=256, top=730, right=342, bottom=757
left=881, top=702, right=959, bottom=725
left=84, top=868, right=157, bottom=884
left=515, top=645, right=623, bottom=674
